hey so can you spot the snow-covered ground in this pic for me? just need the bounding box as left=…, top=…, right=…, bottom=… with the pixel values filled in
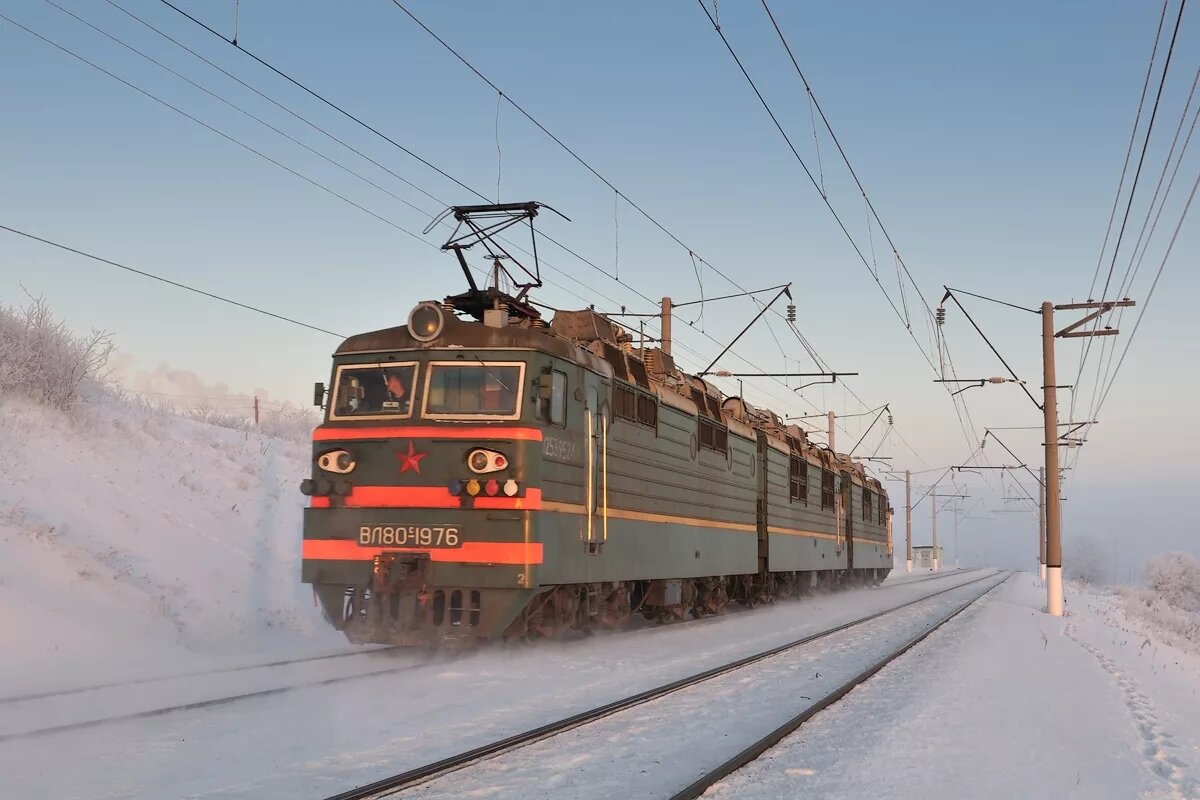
left=0, top=391, right=347, bottom=697
left=706, top=575, right=1200, bottom=800
left=400, top=574, right=1007, bottom=800
left=0, top=566, right=998, bottom=798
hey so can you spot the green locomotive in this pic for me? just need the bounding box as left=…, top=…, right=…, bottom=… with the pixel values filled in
left=300, top=203, right=892, bottom=646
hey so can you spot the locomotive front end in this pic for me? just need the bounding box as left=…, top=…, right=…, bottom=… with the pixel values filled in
left=301, top=304, right=547, bottom=646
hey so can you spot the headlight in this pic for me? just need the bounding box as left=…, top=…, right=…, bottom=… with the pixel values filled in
left=317, top=449, right=356, bottom=474
left=408, top=302, right=445, bottom=342
left=467, top=448, right=508, bottom=474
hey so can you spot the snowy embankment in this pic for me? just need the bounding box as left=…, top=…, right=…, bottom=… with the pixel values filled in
left=0, top=390, right=342, bottom=696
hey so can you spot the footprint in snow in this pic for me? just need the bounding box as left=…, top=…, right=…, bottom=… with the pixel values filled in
left=1065, top=622, right=1195, bottom=798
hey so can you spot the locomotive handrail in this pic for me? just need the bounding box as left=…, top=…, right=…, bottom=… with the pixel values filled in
left=586, top=408, right=594, bottom=545
left=602, top=414, right=609, bottom=544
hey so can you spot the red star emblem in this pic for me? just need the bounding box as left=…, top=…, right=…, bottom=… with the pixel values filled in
left=397, top=440, right=426, bottom=475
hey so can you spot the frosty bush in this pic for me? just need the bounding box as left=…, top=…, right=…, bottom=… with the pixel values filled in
left=259, top=403, right=321, bottom=445
left=0, top=292, right=113, bottom=411
left=179, top=403, right=318, bottom=446
left=1120, top=552, right=1200, bottom=653
left=1143, top=552, right=1200, bottom=614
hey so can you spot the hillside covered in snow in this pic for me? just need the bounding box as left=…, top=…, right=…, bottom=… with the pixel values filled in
left=0, top=297, right=342, bottom=697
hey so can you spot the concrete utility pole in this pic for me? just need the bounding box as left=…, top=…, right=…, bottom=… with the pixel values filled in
left=1038, top=465, right=1047, bottom=584
left=931, top=488, right=939, bottom=571
left=1042, top=297, right=1133, bottom=615
left=905, top=469, right=913, bottom=573
left=828, top=410, right=836, bottom=452
left=953, top=502, right=960, bottom=569
left=1042, top=302, right=1063, bottom=615
left=660, top=296, right=672, bottom=356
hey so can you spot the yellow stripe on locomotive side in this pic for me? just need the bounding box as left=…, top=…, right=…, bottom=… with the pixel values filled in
left=541, top=501, right=757, bottom=533
left=541, top=502, right=888, bottom=548
left=767, top=525, right=838, bottom=541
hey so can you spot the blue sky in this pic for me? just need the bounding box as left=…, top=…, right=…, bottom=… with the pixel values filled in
left=2, top=0, right=1197, bottom=571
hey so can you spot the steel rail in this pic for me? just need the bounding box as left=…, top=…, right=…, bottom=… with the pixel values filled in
left=0, top=659, right=429, bottom=744
left=668, top=571, right=1011, bottom=799
left=0, top=646, right=410, bottom=706
left=321, top=569, right=1002, bottom=800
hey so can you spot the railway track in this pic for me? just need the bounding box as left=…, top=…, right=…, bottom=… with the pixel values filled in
left=0, top=645, right=407, bottom=706
left=0, top=652, right=431, bottom=743
left=321, top=568, right=1007, bottom=800
left=2, top=568, right=991, bottom=745
left=3, top=567, right=974, bottom=710
left=668, top=571, right=1010, bottom=800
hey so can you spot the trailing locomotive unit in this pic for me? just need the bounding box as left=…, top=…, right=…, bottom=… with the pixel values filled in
left=301, top=203, right=892, bottom=645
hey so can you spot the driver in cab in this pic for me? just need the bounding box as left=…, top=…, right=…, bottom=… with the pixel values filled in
left=382, top=370, right=410, bottom=412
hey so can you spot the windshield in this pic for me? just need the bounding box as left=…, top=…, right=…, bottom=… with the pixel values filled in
left=330, top=362, right=417, bottom=419
left=423, top=362, right=525, bottom=419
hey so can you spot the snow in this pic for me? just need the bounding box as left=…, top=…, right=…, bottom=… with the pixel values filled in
left=398, top=574, right=1008, bottom=800
left=0, top=565, right=1000, bottom=799
left=0, top=391, right=346, bottom=697
left=704, top=575, right=1200, bottom=800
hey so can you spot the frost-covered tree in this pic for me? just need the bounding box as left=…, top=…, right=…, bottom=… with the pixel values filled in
left=1143, top=552, right=1200, bottom=613
left=0, top=292, right=113, bottom=410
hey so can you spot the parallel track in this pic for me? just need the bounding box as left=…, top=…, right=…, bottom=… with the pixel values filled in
left=668, top=571, right=1011, bottom=799
left=322, top=568, right=1005, bottom=800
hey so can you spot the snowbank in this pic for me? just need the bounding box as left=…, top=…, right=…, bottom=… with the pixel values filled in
left=0, top=389, right=340, bottom=696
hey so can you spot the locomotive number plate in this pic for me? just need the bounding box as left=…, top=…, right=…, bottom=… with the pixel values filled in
left=358, top=525, right=461, bottom=548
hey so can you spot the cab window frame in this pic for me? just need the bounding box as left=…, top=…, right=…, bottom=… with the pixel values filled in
left=421, top=360, right=527, bottom=421
left=328, top=360, right=419, bottom=422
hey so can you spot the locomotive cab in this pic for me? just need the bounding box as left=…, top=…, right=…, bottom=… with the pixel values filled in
left=301, top=301, right=600, bottom=646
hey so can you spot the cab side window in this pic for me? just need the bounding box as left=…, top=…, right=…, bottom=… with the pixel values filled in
left=550, top=370, right=567, bottom=426
left=540, top=370, right=568, bottom=426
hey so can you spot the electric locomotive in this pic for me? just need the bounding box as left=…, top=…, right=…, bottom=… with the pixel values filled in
left=300, top=203, right=892, bottom=646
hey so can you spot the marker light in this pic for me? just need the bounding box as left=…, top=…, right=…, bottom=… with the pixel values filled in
left=485, top=479, right=499, bottom=496
left=449, top=480, right=463, bottom=496
left=466, top=479, right=481, bottom=497
left=503, top=479, right=519, bottom=497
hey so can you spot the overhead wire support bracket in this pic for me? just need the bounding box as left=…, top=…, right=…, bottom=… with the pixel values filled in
left=848, top=404, right=890, bottom=456
left=939, top=287, right=1044, bottom=411
left=953, top=465, right=1023, bottom=471
left=982, top=429, right=1045, bottom=488
left=672, top=283, right=791, bottom=308
left=714, top=371, right=857, bottom=379
left=934, top=377, right=1026, bottom=396
left=1054, top=299, right=1136, bottom=338
left=698, top=283, right=792, bottom=376
left=792, top=372, right=858, bottom=391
